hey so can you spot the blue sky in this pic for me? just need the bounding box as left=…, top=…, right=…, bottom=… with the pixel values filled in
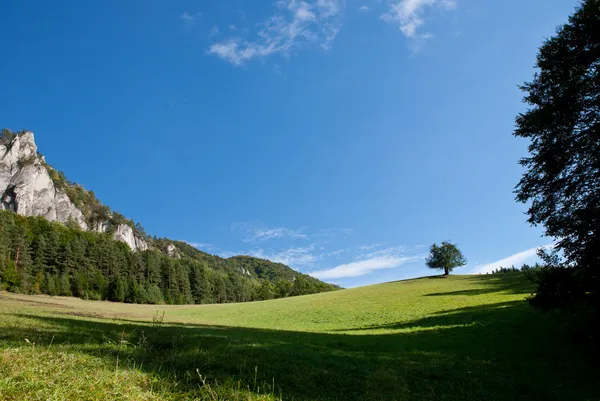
left=0, top=0, right=575, bottom=287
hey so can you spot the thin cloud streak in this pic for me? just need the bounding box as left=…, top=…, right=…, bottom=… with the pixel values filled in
left=232, top=223, right=308, bottom=243
left=249, top=245, right=318, bottom=268
left=472, top=245, right=554, bottom=275
left=186, top=241, right=213, bottom=248
left=310, top=255, right=423, bottom=279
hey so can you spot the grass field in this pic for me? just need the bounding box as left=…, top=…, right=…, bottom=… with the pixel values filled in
left=0, top=274, right=597, bottom=400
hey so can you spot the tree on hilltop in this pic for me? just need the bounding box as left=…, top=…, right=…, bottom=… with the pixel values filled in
left=425, top=241, right=467, bottom=276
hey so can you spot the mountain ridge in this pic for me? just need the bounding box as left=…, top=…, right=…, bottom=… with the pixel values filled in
left=0, top=129, right=338, bottom=303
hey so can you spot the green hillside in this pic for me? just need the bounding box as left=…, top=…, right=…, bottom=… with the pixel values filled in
left=0, top=209, right=338, bottom=305
left=0, top=273, right=595, bottom=400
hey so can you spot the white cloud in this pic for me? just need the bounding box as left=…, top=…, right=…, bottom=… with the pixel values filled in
left=472, top=245, right=554, bottom=275
left=358, top=244, right=381, bottom=251
left=250, top=245, right=319, bottom=268
left=229, top=24, right=238, bottom=31
left=310, top=255, right=422, bottom=279
left=310, top=245, right=424, bottom=279
left=381, top=0, right=455, bottom=40
left=358, top=245, right=411, bottom=260
left=209, top=0, right=344, bottom=65
left=181, top=11, right=202, bottom=26
left=317, top=0, right=342, bottom=18
left=358, top=5, right=371, bottom=12
left=232, top=222, right=308, bottom=242
left=185, top=241, right=214, bottom=250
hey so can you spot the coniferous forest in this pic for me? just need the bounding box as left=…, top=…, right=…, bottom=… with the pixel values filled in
left=0, top=210, right=337, bottom=304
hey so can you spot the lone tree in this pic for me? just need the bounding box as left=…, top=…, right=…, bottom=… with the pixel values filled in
left=514, top=0, right=600, bottom=305
left=425, top=241, right=466, bottom=276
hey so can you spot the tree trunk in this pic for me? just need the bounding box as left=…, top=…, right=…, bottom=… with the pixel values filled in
left=14, top=246, right=20, bottom=271
left=444, top=267, right=449, bottom=275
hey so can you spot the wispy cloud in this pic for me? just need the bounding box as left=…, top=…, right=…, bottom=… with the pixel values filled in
left=209, top=0, right=344, bottom=66
left=381, top=0, right=456, bottom=44
left=249, top=245, right=319, bottom=268
left=310, top=255, right=422, bottom=279
left=209, top=25, right=220, bottom=37
left=180, top=11, right=202, bottom=27
left=472, top=245, right=554, bottom=275
left=232, top=222, right=308, bottom=243
left=233, top=223, right=356, bottom=243
left=184, top=241, right=214, bottom=250
left=313, top=227, right=354, bottom=238
left=358, top=243, right=382, bottom=251
left=309, top=246, right=425, bottom=279
left=358, top=5, right=371, bottom=12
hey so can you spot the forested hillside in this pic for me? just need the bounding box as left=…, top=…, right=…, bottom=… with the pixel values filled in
left=0, top=210, right=337, bottom=304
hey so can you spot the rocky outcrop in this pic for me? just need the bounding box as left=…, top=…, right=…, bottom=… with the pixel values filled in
left=166, top=244, right=181, bottom=259
left=1, top=132, right=87, bottom=230
left=93, top=220, right=110, bottom=233
left=113, top=224, right=149, bottom=252
left=1, top=132, right=149, bottom=252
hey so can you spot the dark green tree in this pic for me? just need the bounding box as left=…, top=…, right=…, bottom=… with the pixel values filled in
left=1, top=260, right=19, bottom=290
left=9, top=224, right=32, bottom=291
left=108, top=276, right=127, bottom=302
left=425, top=241, right=467, bottom=275
left=514, top=0, right=600, bottom=305
left=59, top=273, right=72, bottom=296
left=190, top=262, right=211, bottom=304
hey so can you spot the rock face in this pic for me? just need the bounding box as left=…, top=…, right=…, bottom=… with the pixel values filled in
left=1, top=132, right=148, bottom=252
left=0, top=132, right=87, bottom=230
left=93, top=220, right=110, bottom=233
left=113, top=224, right=149, bottom=252
left=166, top=244, right=181, bottom=259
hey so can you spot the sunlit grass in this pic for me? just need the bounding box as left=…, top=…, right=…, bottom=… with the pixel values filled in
left=0, top=274, right=595, bottom=400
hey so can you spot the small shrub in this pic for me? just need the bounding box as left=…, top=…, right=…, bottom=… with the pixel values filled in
left=152, top=310, right=165, bottom=326
left=16, top=155, right=37, bottom=168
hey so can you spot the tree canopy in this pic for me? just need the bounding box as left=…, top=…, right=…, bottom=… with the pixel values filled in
left=514, top=0, right=600, bottom=305
left=425, top=241, right=467, bottom=275
left=0, top=210, right=338, bottom=304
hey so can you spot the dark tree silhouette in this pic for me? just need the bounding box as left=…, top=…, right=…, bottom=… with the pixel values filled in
left=514, top=0, right=600, bottom=305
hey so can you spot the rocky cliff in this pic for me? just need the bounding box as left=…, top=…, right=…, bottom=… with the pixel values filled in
left=0, top=131, right=147, bottom=251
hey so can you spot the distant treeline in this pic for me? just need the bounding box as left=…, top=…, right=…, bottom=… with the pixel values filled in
left=487, top=263, right=542, bottom=275
left=0, top=210, right=337, bottom=304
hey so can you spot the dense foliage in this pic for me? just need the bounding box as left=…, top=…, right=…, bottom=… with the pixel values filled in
left=425, top=241, right=467, bottom=275
left=487, top=263, right=542, bottom=275
left=0, top=210, right=337, bottom=304
left=514, top=0, right=600, bottom=308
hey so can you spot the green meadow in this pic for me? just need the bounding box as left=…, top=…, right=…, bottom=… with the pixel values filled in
left=0, top=274, right=596, bottom=400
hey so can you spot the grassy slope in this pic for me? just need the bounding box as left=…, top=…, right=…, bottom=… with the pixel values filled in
left=0, top=274, right=597, bottom=400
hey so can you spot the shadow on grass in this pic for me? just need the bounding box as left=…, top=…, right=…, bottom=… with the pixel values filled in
left=1, top=300, right=597, bottom=401
left=333, top=301, right=526, bottom=332
left=424, top=274, right=536, bottom=297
